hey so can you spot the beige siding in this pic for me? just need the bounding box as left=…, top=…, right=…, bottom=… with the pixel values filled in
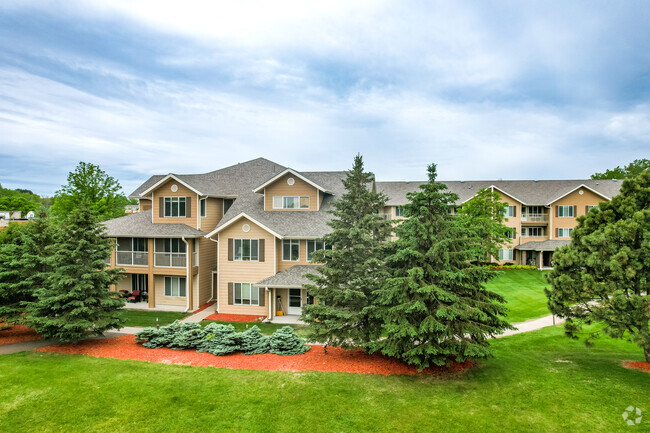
left=550, top=188, right=606, bottom=239
left=276, top=239, right=312, bottom=271
left=115, top=275, right=131, bottom=292
left=197, top=237, right=217, bottom=306
left=217, top=217, right=275, bottom=316
left=200, top=197, right=223, bottom=233
left=152, top=179, right=198, bottom=227
left=494, top=195, right=523, bottom=264
left=264, top=173, right=319, bottom=211
left=139, top=199, right=152, bottom=211
left=154, top=275, right=187, bottom=306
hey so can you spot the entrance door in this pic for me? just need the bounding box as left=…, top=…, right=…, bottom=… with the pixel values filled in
left=288, top=289, right=302, bottom=315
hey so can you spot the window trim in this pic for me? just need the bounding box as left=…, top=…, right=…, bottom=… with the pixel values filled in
left=163, top=276, right=186, bottom=297
left=116, top=238, right=148, bottom=267
left=282, top=239, right=300, bottom=262
left=233, top=239, right=259, bottom=262
left=273, top=196, right=310, bottom=209
left=498, top=248, right=514, bottom=261
left=557, top=228, right=574, bottom=237
left=502, top=205, right=516, bottom=217
left=200, top=198, right=206, bottom=217
left=233, top=282, right=259, bottom=306
left=164, top=197, right=187, bottom=217
left=395, top=206, right=405, bottom=217
left=557, top=205, right=574, bottom=218
left=306, top=240, right=329, bottom=262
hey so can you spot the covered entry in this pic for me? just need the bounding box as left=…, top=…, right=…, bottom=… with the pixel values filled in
left=515, top=240, right=570, bottom=270
left=254, top=265, right=320, bottom=323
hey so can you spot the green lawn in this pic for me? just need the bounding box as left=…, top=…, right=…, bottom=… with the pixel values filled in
left=1, top=326, right=648, bottom=432
left=118, top=310, right=190, bottom=328
left=201, top=320, right=309, bottom=338
left=486, top=270, right=552, bottom=323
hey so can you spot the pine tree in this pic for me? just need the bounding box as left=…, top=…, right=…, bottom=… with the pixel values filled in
left=198, top=323, right=241, bottom=356
left=269, top=326, right=310, bottom=355
left=303, top=154, right=392, bottom=349
left=171, top=322, right=205, bottom=350
left=240, top=325, right=270, bottom=355
left=0, top=209, right=53, bottom=326
left=546, top=171, right=650, bottom=362
left=369, top=164, right=512, bottom=371
left=26, top=205, right=125, bottom=343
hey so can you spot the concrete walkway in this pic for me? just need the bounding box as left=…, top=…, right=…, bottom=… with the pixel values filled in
left=180, top=303, right=218, bottom=323
left=497, top=313, right=565, bottom=338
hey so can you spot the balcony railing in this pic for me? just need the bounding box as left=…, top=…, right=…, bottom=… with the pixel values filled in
left=521, top=214, right=549, bottom=222
left=154, top=252, right=187, bottom=268
left=116, top=251, right=148, bottom=266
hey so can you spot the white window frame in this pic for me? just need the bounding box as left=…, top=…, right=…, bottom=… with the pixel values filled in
left=233, top=239, right=259, bottom=261
left=273, top=196, right=310, bottom=209
left=154, top=238, right=187, bottom=268
left=233, top=282, right=258, bottom=306
left=282, top=239, right=300, bottom=261
left=164, top=276, right=186, bottom=297
left=200, top=198, right=206, bottom=217
left=557, top=228, right=574, bottom=237
left=502, top=205, right=516, bottom=217
left=306, top=240, right=329, bottom=262
left=116, top=238, right=148, bottom=267
left=521, top=227, right=544, bottom=237
left=164, top=197, right=186, bottom=217
left=395, top=206, right=405, bottom=217
left=557, top=205, right=574, bottom=217
left=498, top=249, right=514, bottom=261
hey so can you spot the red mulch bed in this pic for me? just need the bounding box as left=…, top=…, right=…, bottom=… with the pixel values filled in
left=192, top=301, right=216, bottom=314
left=0, top=325, right=43, bottom=345
left=623, top=361, right=650, bottom=374
left=37, top=335, right=473, bottom=376
left=203, top=313, right=266, bottom=322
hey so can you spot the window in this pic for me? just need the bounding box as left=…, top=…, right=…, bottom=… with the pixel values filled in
left=164, top=197, right=186, bottom=217
left=273, top=196, right=310, bottom=209
left=395, top=206, right=405, bottom=217
left=504, top=228, right=516, bottom=239
left=502, top=205, right=516, bottom=217
left=164, top=276, right=186, bottom=297
left=234, top=239, right=259, bottom=261
left=116, top=238, right=148, bottom=266
left=557, top=205, right=574, bottom=217
left=586, top=205, right=596, bottom=213
left=282, top=239, right=300, bottom=261
left=524, top=206, right=543, bottom=215
left=131, top=274, right=148, bottom=292
left=557, top=228, right=574, bottom=237
left=447, top=206, right=458, bottom=216
left=200, top=199, right=206, bottom=217
left=498, top=249, right=514, bottom=261
left=233, top=282, right=258, bottom=305
left=521, top=227, right=544, bottom=237
left=154, top=238, right=187, bottom=267
left=307, top=240, right=331, bottom=262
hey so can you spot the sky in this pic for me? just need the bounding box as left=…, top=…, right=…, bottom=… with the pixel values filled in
left=1, top=1, right=649, bottom=196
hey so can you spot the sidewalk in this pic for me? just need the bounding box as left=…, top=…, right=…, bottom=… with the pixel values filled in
left=497, top=313, right=565, bottom=338
left=180, top=303, right=218, bottom=323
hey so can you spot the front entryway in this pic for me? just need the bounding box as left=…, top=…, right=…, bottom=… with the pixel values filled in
left=288, top=289, right=302, bottom=315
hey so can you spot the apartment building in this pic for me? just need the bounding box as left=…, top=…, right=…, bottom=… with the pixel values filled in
left=103, top=158, right=621, bottom=318
left=377, top=179, right=621, bottom=269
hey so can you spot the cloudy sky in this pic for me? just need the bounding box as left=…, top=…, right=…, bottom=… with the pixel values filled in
left=1, top=1, right=649, bottom=196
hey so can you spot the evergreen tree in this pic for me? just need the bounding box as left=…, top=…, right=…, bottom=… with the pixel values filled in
left=198, top=323, right=241, bottom=356
left=0, top=209, right=53, bottom=326
left=369, top=164, right=512, bottom=371
left=591, top=158, right=650, bottom=180
left=171, top=322, right=206, bottom=350
left=546, top=171, right=650, bottom=361
left=269, top=326, right=310, bottom=355
left=26, top=205, right=125, bottom=342
left=240, top=325, right=270, bottom=355
left=303, top=154, right=392, bottom=349
left=457, top=188, right=513, bottom=261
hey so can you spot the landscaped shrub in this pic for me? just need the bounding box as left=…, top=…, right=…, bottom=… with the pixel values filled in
left=170, top=322, right=205, bottom=350
left=134, top=327, right=159, bottom=346
left=487, top=264, right=537, bottom=271
left=239, top=325, right=270, bottom=355
left=197, top=323, right=241, bottom=356
left=145, top=320, right=182, bottom=348
left=269, top=326, right=310, bottom=355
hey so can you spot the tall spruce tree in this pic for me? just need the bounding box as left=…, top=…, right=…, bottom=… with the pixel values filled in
left=369, top=164, right=512, bottom=371
left=302, top=154, right=392, bottom=348
left=0, top=209, right=53, bottom=326
left=546, top=171, right=650, bottom=361
left=26, top=205, right=125, bottom=342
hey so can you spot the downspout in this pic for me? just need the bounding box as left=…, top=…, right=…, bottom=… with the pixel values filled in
left=266, top=287, right=271, bottom=322
left=182, top=236, right=190, bottom=313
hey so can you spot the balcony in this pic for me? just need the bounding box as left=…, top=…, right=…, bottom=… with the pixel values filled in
left=154, top=252, right=187, bottom=268
left=116, top=251, right=148, bottom=267
left=521, top=214, right=549, bottom=223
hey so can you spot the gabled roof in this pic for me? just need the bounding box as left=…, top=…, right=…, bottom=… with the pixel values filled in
left=515, top=239, right=571, bottom=251
left=102, top=210, right=205, bottom=238
left=254, top=265, right=322, bottom=288
left=138, top=174, right=204, bottom=197
left=545, top=183, right=611, bottom=206
left=252, top=168, right=333, bottom=194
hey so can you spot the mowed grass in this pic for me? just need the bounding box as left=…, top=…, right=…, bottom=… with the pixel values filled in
left=118, top=310, right=189, bottom=328
left=201, top=320, right=309, bottom=338
left=487, top=270, right=552, bottom=323
left=1, top=327, right=648, bottom=433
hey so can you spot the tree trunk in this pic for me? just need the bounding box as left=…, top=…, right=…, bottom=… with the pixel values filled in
left=645, top=346, right=650, bottom=363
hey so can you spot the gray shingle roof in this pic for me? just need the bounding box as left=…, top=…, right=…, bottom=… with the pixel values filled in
left=102, top=210, right=205, bottom=238
left=376, top=179, right=622, bottom=206
left=254, top=265, right=322, bottom=288
left=515, top=239, right=571, bottom=251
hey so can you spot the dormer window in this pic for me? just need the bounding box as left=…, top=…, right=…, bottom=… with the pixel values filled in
left=273, top=196, right=309, bottom=209
left=164, top=197, right=186, bottom=217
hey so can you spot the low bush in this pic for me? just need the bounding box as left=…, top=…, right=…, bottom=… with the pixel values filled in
left=197, top=323, right=241, bottom=356
left=240, top=326, right=270, bottom=355
left=269, top=326, right=310, bottom=355
left=170, top=322, right=205, bottom=350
